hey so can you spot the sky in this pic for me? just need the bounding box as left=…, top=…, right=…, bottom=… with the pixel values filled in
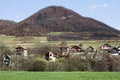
left=0, top=0, right=120, bottom=30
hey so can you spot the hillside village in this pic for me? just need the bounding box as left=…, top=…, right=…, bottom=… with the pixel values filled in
left=1, top=41, right=120, bottom=71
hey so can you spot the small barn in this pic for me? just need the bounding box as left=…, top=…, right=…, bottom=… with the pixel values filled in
left=45, top=51, right=56, bottom=62
left=3, top=54, right=11, bottom=66
left=15, top=46, right=28, bottom=57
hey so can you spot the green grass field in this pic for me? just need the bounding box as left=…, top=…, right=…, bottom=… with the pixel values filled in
left=0, top=72, right=120, bottom=80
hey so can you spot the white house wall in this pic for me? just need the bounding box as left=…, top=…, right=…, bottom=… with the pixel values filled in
left=23, top=50, right=27, bottom=57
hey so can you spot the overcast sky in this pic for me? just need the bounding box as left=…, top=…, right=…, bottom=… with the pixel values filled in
left=0, top=0, right=120, bottom=30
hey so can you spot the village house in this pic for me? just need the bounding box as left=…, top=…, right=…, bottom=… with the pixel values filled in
left=45, top=51, right=56, bottom=62
left=111, top=47, right=119, bottom=55
left=85, top=46, right=94, bottom=58
left=95, top=44, right=112, bottom=60
left=86, top=46, right=94, bottom=53
left=59, top=46, right=69, bottom=57
left=15, top=46, right=28, bottom=57
left=100, top=43, right=112, bottom=50
left=100, top=43, right=112, bottom=53
left=70, top=46, right=83, bottom=55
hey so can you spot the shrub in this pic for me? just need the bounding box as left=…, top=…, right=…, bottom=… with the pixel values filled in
left=22, top=59, right=47, bottom=71
left=107, top=57, right=120, bottom=71
left=46, top=62, right=65, bottom=71
left=65, top=55, right=89, bottom=71
left=89, top=55, right=120, bottom=72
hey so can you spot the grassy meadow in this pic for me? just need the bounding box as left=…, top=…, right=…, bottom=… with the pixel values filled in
left=0, top=72, right=120, bottom=80
left=0, top=35, right=119, bottom=49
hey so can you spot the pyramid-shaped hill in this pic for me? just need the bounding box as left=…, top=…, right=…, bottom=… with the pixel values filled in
left=1, top=6, right=120, bottom=40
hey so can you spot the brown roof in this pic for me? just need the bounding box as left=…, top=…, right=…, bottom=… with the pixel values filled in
left=16, top=46, right=27, bottom=50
